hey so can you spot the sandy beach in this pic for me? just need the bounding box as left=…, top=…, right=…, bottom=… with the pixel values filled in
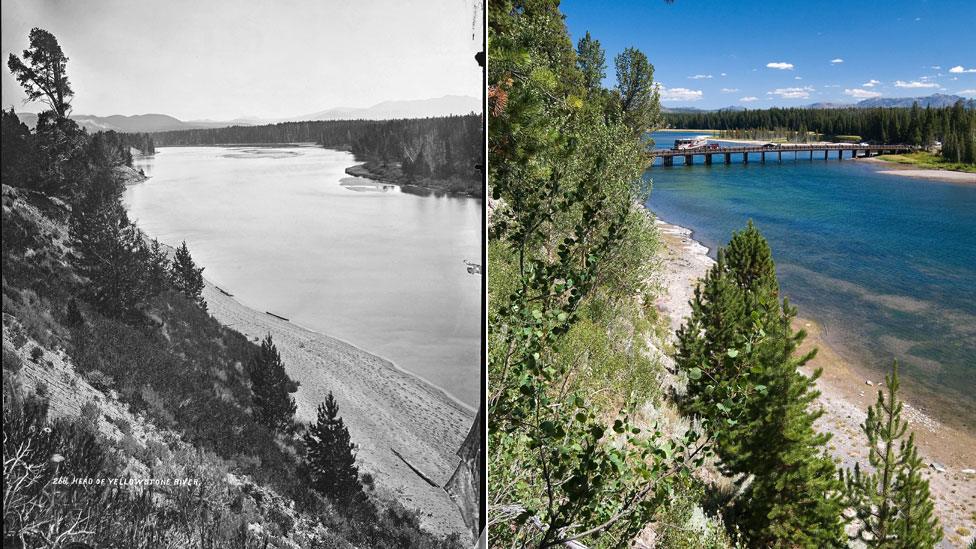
left=201, top=280, right=474, bottom=537
left=653, top=217, right=976, bottom=547
left=852, top=156, right=976, bottom=183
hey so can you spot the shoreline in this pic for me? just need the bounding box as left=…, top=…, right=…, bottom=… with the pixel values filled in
left=852, top=156, right=976, bottom=183
left=652, top=216, right=976, bottom=546
left=126, top=173, right=474, bottom=537
left=201, top=277, right=473, bottom=537
left=344, top=162, right=482, bottom=199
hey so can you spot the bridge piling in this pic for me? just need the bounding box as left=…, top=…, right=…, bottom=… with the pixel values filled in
left=705, top=154, right=713, bottom=165
left=724, top=153, right=731, bottom=164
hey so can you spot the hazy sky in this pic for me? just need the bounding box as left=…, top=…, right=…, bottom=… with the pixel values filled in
left=562, top=0, right=976, bottom=108
left=2, top=0, right=483, bottom=120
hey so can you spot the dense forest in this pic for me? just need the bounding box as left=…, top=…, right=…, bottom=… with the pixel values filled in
left=487, top=1, right=944, bottom=547
left=665, top=102, right=976, bottom=163
left=148, top=115, right=483, bottom=196
left=3, top=27, right=463, bottom=548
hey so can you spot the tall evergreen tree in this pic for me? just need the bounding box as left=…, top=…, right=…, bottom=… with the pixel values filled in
left=576, top=31, right=606, bottom=92
left=248, top=334, right=297, bottom=434
left=304, top=392, right=361, bottom=503
left=676, top=222, right=845, bottom=547
left=144, top=238, right=171, bottom=296
left=614, top=47, right=660, bottom=133
left=70, top=189, right=151, bottom=319
left=7, top=28, right=74, bottom=118
left=844, top=364, right=942, bottom=548
left=170, top=241, right=206, bottom=309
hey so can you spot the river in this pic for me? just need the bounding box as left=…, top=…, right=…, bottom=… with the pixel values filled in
left=645, top=131, right=976, bottom=428
left=126, top=145, right=482, bottom=409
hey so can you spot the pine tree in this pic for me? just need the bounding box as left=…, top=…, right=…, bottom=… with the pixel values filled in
left=676, top=222, right=845, bottom=547
left=845, top=364, right=942, bottom=548
left=64, top=297, right=84, bottom=327
left=576, top=31, right=606, bottom=92
left=144, top=238, right=171, bottom=296
left=170, top=241, right=206, bottom=309
left=304, top=392, right=361, bottom=503
left=248, top=335, right=297, bottom=434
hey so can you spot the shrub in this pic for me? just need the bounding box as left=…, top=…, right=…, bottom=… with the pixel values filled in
left=2, top=346, right=23, bottom=372
left=83, top=369, right=115, bottom=392
left=30, top=345, right=43, bottom=361
left=80, top=399, right=101, bottom=426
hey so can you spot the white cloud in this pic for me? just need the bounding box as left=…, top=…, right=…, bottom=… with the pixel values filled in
left=688, top=74, right=713, bottom=79
left=862, top=79, right=881, bottom=87
left=894, top=80, right=939, bottom=88
left=830, top=58, right=844, bottom=64
left=739, top=96, right=759, bottom=102
left=949, top=65, right=976, bottom=73
left=931, top=65, right=941, bottom=70
left=794, top=76, right=803, bottom=80
left=720, top=72, right=727, bottom=77
left=766, top=62, right=794, bottom=70
left=657, top=85, right=703, bottom=102
left=720, top=88, right=739, bottom=93
left=957, top=89, right=976, bottom=96
left=823, top=84, right=841, bottom=88
left=844, top=88, right=882, bottom=99
left=767, top=86, right=814, bottom=99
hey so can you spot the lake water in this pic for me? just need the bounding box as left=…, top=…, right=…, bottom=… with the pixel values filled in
left=645, top=132, right=976, bottom=426
left=126, top=146, right=482, bottom=408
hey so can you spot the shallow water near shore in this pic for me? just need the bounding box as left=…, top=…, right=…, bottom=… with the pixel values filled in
left=126, top=146, right=481, bottom=408
left=645, top=132, right=976, bottom=430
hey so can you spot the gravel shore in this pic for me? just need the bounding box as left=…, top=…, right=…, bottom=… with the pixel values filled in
left=201, top=280, right=474, bottom=537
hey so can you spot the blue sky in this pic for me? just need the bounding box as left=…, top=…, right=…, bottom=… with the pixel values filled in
left=561, top=0, right=976, bottom=108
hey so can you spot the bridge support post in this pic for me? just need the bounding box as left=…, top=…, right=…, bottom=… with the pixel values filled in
left=743, top=152, right=748, bottom=164
left=663, top=156, right=673, bottom=167
left=824, top=150, right=829, bottom=161
left=838, top=149, right=843, bottom=160
left=761, top=151, right=765, bottom=163
left=810, top=150, right=813, bottom=161
left=685, top=155, right=693, bottom=166
left=724, top=153, right=731, bottom=164
left=705, top=154, right=712, bottom=165
left=778, top=151, right=782, bottom=162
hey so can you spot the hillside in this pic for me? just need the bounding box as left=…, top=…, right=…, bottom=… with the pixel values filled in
left=1, top=107, right=467, bottom=547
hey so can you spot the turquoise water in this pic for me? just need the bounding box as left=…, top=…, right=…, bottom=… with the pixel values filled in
left=126, top=146, right=482, bottom=408
left=645, top=132, right=976, bottom=425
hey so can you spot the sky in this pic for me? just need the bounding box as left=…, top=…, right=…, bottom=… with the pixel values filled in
left=1, top=0, right=483, bottom=120
left=561, top=0, right=976, bottom=109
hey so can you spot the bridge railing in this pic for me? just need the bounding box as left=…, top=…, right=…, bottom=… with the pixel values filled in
left=649, top=144, right=914, bottom=155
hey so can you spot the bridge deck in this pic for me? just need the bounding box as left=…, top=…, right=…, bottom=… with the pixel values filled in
left=650, top=143, right=913, bottom=158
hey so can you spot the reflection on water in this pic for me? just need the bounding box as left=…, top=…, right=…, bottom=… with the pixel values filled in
left=126, top=146, right=482, bottom=408
left=646, top=132, right=976, bottom=425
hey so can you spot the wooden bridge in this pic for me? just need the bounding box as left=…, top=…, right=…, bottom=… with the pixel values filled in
left=648, top=143, right=914, bottom=167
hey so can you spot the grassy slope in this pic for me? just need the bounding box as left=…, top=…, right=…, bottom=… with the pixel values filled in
left=875, top=151, right=976, bottom=173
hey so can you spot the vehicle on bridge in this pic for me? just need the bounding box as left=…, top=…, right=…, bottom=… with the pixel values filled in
left=673, top=136, right=709, bottom=150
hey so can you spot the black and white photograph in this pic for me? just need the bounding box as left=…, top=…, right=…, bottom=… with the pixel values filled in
left=2, top=1, right=484, bottom=547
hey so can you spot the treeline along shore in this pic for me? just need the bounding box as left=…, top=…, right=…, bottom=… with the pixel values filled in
left=146, top=115, right=483, bottom=197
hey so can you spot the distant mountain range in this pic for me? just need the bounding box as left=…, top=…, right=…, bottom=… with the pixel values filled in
left=663, top=94, right=974, bottom=113
left=15, top=95, right=481, bottom=133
